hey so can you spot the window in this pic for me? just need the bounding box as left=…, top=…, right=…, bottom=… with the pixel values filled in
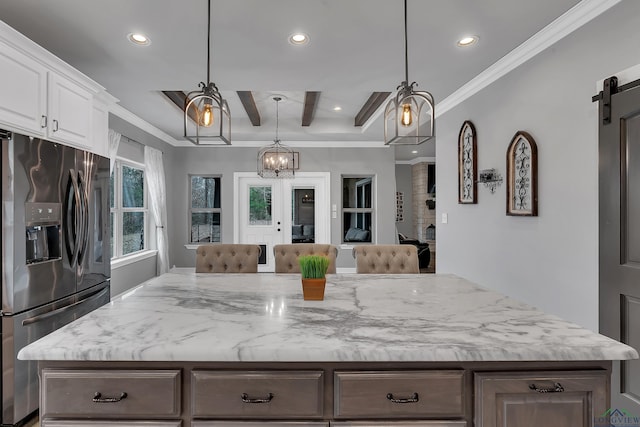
left=110, top=160, right=147, bottom=258
left=189, top=175, right=221, bottom=243
left=342, top=176, right=374, bottom=243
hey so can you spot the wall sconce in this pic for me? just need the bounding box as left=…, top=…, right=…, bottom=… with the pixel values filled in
left=425, top=199, right=436, bottom=210
left=477, top=168, right=503, bottom=193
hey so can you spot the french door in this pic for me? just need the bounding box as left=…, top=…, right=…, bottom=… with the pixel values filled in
left=234, top=172, right=330, bottom=272
left=598, top=76, right=640, bottom=415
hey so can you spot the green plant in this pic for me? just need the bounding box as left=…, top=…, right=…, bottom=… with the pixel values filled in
left=298, top=255, right=330, bottom=279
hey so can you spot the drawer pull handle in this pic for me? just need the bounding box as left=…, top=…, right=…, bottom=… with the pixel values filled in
left=386, top=392, right=419, bottom=403
left=529, top=382, right=564, bottom=393
left=92, top=392, right=128, bottom=403
left=241, top=392, right=274, bottom=404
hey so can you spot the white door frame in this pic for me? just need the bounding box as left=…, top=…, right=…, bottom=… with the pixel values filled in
left=233, top=172, right=331, bottom=271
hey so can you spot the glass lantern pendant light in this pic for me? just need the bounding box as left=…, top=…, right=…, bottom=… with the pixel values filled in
left=257, top=97, right=298, bottom=178
left=384, top=0, right=435, bottom=145
left=184, top=0, right=231, bottom=145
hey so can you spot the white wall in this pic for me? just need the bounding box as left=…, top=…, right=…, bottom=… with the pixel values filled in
left=436, top=0, right=640, bottom=331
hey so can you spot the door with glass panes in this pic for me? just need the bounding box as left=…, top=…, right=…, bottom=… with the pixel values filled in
left=235, top=172, right=329, bottom=272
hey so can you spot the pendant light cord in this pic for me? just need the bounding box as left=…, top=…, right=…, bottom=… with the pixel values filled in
left=404, top=0, right=409, bottom=84
left=206, top=0, right=211, bottom=84
left=275, top=98, right=280, bottom=141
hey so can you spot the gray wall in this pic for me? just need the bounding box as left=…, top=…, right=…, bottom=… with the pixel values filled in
left=108, top=115, right=177, bottom=294
left=169, top=146, right=398, bottom=268
left=436, top=0, right=640, bottom=331
left=395, top=164, right=414, bottom=237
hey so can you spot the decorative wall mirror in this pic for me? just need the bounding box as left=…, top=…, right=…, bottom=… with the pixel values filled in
left=458, top=120, right=477, bottom=204
left=506, top=131, right=538, bottom=216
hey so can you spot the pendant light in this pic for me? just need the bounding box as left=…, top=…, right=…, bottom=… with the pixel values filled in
left=384, top=0, right=435, bottom=145
left=257, top=97, right=298, bottom=178
left=184, top=0, right=231, bottom=145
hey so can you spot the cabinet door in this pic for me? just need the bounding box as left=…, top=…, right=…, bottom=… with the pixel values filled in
left=48, top=72, right=92, bottom=148
left=475, top=371, right=609, bottom=427
left=0, top=40, right=47, bottom=136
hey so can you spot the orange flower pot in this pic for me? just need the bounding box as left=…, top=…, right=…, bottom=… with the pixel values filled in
left=301, top=278, right=326, bottom=301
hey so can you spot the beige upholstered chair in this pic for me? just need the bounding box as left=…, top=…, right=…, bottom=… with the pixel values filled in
left=195, top=244, right=262, bottom=273
left=273, top=243, right=338, bottom=274
left=352, top=244, right=419, bottom=274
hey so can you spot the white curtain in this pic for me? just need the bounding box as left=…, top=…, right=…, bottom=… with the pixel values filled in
left=108, top=129, right=121, bottom=174
left=144, top=146, right=170, bottom=275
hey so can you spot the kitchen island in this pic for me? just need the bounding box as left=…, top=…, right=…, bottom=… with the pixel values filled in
left=19, top=272, right=638, bottom=427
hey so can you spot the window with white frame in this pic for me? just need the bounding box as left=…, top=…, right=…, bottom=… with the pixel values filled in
left=189, top=175, right=221, bottom=243
left=342, top=176, right=374, bottom=243
left=110, top=160, right=147, bottom=258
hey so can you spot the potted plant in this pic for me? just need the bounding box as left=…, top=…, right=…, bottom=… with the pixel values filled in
left=298, top=255, right=330, bottom=300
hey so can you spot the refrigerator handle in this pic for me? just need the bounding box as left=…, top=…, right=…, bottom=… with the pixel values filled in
left=77, top=170, right=89, bottom=266
left=20, top=285, right=109, bottom=326
left=65, top=169, right=82, bottom=267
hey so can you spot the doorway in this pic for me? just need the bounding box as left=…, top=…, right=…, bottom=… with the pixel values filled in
left=234, top=172, right=330, bottom=272
left=598, top=76, right=640, bottom=415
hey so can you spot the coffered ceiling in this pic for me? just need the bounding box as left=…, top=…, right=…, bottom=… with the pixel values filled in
left=0, top=0, right=587, bottom=160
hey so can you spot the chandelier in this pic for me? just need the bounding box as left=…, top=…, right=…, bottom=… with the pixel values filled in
left=384, top=0, right=435, bottom=145
left=184, top=0, right=231, bottom=145
left=257, top=97, right=298, bottom=178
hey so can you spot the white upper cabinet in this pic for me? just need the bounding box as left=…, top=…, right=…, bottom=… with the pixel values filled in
left=0, top=21, right=113, bottom=156
left=0, top=40, right=48, bottom=136
left=47, top=72, right=93, bottom=148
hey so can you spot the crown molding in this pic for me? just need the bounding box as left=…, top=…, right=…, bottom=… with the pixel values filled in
left=396, top=157, right=436, bottom=165
left=110, top=103, right=181, bottom=146
left=436, top=0, right=622, bottom=118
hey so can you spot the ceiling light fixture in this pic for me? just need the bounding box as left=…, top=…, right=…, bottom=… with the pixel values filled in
left=184, top=0, right=230, bottom=145
left=457, top=36, right=478, bottom=47
left=289, top=33, right=309, bottom=45
left=127, top=33, right=150, bottom=46
left=384, top=0, right=435, bottom=145
left=257, top=97, right=298, bottom=178
left=333, top=106, right=342, bottom=111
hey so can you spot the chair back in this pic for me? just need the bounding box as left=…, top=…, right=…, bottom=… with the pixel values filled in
left=196, top=244, right=261, bottom=273
left=273, top=243, right=338, bottom=274
left=352, top=244, right=419, bottom=274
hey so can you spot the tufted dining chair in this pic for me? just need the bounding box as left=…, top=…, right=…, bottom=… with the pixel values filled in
left=352, top=244, right=419, bottom=274
left=273, top=243, right=338, bottom=274
left=195, top=244, right=262, bottom=273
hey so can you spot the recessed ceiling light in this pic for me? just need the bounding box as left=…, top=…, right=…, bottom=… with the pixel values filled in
left=333, top=106, right=342, bottom=111
left=411, top=150, right=418, bottom=154
left=457, top=36, right=478, bottom=47
left=289, top=33, right=309, bottom=45
left=128, top=33, right=151, bottom=46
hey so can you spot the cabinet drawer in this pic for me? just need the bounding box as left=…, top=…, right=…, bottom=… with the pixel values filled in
left=192, top=423, right=328, bottom=427
left=191, top=370, right=323, bottom=418
left=334, top=370, right=464, bottom=419
left=332, top=423, right=466, bottom=427
left=42, top=422, right=181, bottom=427
left=41, top=369, right=181, bottom=418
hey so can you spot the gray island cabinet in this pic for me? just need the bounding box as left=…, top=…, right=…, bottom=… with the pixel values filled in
left=19, top=273, right=638, bottom=427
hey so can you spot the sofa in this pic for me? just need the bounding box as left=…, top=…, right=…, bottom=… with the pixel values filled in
left=292, top=224, right=315, bottom=243
left=398, top=234, right=431, bottom=269
left=344, top=227, right=371, bottom=242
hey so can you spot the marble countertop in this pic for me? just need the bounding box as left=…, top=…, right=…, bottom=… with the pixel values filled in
left=18, top=272, right=638, bottom=362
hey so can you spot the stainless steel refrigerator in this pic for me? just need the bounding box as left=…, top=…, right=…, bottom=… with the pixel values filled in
left=1, top=129, right=111, bottom=426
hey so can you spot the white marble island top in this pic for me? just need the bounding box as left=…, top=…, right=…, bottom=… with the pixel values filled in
left=18, top=272, right=638, bottom=362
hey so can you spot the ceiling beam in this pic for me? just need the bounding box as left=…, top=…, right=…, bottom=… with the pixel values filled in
left=354, top=92, right=391, bottom=127
left=302, top=91, right=320, bottom=127
left=161, top=90, right=198, bottom=123
left=237, top=91, right=261, bottom=126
